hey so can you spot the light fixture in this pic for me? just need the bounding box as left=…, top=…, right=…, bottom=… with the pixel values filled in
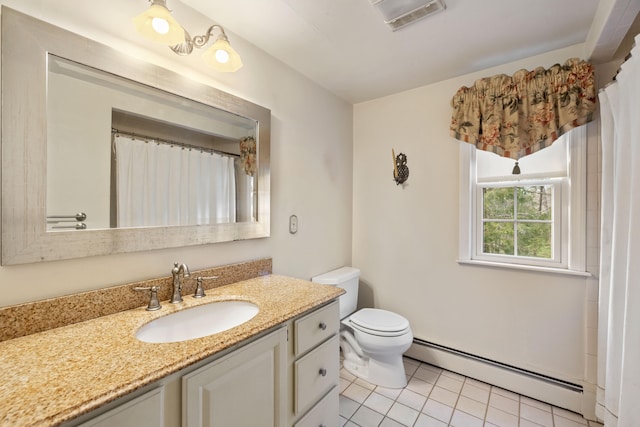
left=133, top=0, right=185, bottom=45
left=133, top=0, right=243, bottom=72
left=172, top=26, right=243, bottom=73
left=369, top=0, right=446, bottom=31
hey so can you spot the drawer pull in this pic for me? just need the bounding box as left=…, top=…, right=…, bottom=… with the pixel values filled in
left=318, top=368, right=327, bottom=377
left=318, top=322, right=327, bottom=330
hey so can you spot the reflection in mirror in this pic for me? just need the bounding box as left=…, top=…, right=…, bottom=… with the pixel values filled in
left=46, top=55, right=257, bottom=231
left=1, top=8, right=270, bottom=265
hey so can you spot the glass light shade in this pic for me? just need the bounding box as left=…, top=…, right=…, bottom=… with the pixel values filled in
left=133, top=3, right=185, bottom=45
left=202, top=38, right=243, bottom=72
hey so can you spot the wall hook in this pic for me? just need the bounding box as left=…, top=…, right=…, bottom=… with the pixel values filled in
left=392, top=149, right=409, bottom=185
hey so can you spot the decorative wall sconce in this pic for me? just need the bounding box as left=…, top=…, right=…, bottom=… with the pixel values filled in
left=133, top=0, right=243, bottom=72
left=392, top=149, right=409, bottom=185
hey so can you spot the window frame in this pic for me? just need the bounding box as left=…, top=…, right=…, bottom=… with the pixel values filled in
left=474, top=178, right=566, bottom=268
left=458, top=126, right=587, bottom=274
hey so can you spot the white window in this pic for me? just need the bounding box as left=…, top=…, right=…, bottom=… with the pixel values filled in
left=458, top=126, right=587, bottom=273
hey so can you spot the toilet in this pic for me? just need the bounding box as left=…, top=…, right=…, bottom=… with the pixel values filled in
left=312, top=267, right=413, bottom=388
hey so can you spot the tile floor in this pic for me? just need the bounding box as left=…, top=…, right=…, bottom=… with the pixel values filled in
left=339, top=357, right=603, bottom=427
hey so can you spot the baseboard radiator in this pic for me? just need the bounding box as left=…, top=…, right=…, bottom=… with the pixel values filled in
left=406, top=338, right=584, bottom=414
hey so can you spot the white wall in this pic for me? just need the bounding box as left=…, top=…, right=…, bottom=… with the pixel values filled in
left=353, top=45, right=599, bottom=389
left=0, top=0, right=353, bottom=306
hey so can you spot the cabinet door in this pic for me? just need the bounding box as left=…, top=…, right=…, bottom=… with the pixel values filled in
left=78, top=387, right=164, bottom=427
left=183, top=327, right=287, bottom=427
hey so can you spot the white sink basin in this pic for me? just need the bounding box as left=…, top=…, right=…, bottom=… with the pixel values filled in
left=135, top=301, right=259, bottom=343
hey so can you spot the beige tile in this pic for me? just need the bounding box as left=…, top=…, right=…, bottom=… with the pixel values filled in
left=403, top=357, right=420, bottom=376
left=554, top=415, right=589, bottom=427
left=422, top=399, right=454, bottom=424
left=520, top=403, right=553, bottom=427
left=406, top=377, right=434, bottom=397
left=429, top=386, right=459, bottom=407
left=339, top=377, right=351, bottom=393
left=376, top=385, right=403, bottom=400
left=339, top=396, right=360, bottom=419
left=461, top=382, right=490, bottom=404
left=455, top=395, right=487, bottom=419
left=450, top=409, right=483, bottom=427
left=552, top=407, right=588, bottom=424
left=435, top=375, right=463, bottom=394
left=342, top=382, right=373, bottom=404
left=441, top=369, right=466, bottom=382
left=338, top=361, right=593, bottom=427
left=354, top=377, right=376, bottom=390
left=414, top=413, right=448, bottom=427
left=520, top=396, right=551, bottom=412
left=490, top=392, right=520, bottom=416
left=465, top=377, right=491, bottom=391
left=486, top=406, right=519, bottom=427
left=414, top=365, right=441, bottom=384
left=363, top=392, right=394, bottom=415
left=520, top=418, right=545, bottom=427
left=397, top=388, right=427, bottom=411
left=380, top=417, right=405, bottom=427
left=351, top=405, right=384, bottom=426
left=491, top=386, right=520, bottom=401
left=340, top=367, right=357, bottom=381
left=419, top=363, right=443, bottom=375
left=387, top=402, right=420, bottom=426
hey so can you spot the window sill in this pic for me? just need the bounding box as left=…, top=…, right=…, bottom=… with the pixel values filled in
left=457, top=259, right=592, bottom=277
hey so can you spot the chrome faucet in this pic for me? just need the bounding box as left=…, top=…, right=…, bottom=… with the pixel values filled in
left=170, top=262, right=190, bottom=303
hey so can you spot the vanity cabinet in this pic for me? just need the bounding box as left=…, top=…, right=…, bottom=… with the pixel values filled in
left=183, top=326, right=288, bottom=427
left=288, top=300, right=340, bottom=427
left=70, top=301, right=339, bottom=427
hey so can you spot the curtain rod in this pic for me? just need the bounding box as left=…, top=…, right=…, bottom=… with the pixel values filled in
left=111, top=128, right=240, bottom=158
left=612, top=41, right=635, bottom=83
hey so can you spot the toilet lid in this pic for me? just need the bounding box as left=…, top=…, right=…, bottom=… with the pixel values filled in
left=349, top=308, right=410, bottom=335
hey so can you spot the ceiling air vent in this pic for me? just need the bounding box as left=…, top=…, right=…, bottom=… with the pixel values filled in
left=369, top=0, right=446, bottom=31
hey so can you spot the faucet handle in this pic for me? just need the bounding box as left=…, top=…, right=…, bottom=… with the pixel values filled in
left=193, top=276, right=218, bottom=298
left=133, top=286, right=161, bottom=311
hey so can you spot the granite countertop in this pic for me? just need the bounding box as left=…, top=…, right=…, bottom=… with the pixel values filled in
left=0, top=275, right=343, bottom=426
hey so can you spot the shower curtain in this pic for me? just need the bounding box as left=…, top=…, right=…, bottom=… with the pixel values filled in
left=596, top=34, right=640, bottom=426
left=114, top=134, right=236, bottom=227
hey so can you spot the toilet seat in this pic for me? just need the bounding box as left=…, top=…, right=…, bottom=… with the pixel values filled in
left=348, top=308, right=410, bottom=337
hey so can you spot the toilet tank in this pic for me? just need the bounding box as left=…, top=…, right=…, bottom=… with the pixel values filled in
left=311, top=267, right=360, bottom=319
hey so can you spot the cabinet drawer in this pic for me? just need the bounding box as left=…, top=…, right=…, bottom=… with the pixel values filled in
left=294, top=300, right=339, bottom=356
left=294, top=386, right=338, bottom=427
left=294, top=334, right=339, bottom=414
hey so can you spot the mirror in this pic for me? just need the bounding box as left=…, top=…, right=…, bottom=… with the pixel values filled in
left=47, top=55, right=258, bottom=230
left=1, top=8, right=270, bottom=265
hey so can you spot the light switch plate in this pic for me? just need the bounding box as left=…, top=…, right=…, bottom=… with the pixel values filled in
left=289, top=215, right=298, bottom=234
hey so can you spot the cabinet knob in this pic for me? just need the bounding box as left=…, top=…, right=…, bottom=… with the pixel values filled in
left=318, top=368, right=327, bottom=377
left=318, top=322, right=327, bottom=330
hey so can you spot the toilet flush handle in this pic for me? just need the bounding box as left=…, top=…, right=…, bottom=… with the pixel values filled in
left=318, top=322, right=327, bottom=330
left=318, top=368, right=327, bottom=377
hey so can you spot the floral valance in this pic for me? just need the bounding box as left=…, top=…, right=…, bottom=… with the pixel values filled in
left=450, top=58, right=596, bottom=160
left=240, top=136, right=257, bottom=176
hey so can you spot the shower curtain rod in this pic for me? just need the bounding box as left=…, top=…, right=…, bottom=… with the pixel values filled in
left=611, top=40, right=635, bottom=83
left=111, top=128, right=240, bottom=158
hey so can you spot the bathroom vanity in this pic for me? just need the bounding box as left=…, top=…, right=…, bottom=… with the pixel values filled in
left=0, top=274, right=343, bottom=427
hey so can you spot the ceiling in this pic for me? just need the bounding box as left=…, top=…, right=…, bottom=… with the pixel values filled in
left=25, top=0, right=637, bottom=104
left=179, top=0, right=605, bottom=103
